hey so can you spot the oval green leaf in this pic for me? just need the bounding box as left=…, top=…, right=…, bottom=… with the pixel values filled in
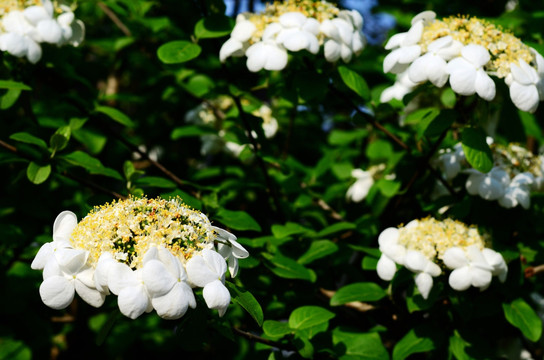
left=288, top=306, right=335, bottom=330
left=95, top=106, right=135, bottom=127
left=157, top=40, right=201, bottom=64
left=27, top=162, right=51, bottom=184
left=225, top=281, right=264, bottom=327
left=503, top=298, right=543, bottom=342
left=330, top=282, right=386, bottom=306
left=461, top=127, right=493, bottom=173
left=215, top=209, right=261, bottom=232
left=194, top=15, right=233, bottom=39
left=10, top=132, right=48, bottom=150
left=338, top=66, right=370, bottom=101
left=298, top=240, right=339, bottom=265
left=262, top=320, right=292, bottom=338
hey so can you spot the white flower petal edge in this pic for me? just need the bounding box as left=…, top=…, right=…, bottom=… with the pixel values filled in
left=214, top=226, right=249, bottom=278
left=346, top=169, right=374, bottom=203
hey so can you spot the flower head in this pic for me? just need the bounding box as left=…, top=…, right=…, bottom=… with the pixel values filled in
left=376, top=217, right=506, bottom=298
left=32, top=196, right=249, bottom=319
left=0, top=0, right=84, bottom=63
left=382, top=11, right=544, bottom=112
left=220, top=0, right=366, bottom=71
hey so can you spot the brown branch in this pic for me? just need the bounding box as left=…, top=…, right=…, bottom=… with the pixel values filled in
left=232, top=327, right=296, bottom=351
left=525, top=264, right=544, bottom=278
left=320, top=288, right=375, bottom=312
left=98, top=2, right=132, bottom=37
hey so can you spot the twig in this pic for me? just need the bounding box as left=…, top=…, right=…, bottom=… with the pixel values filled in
left=98, top=2, right=132, bottom=37
left=62, top=172, right=126, bottom=200
left=232, top=95, right=285, bottom=222
left=525, top=264, right=544, bottom=278
left=320, top=288, right=375, bottom=312
left=232, top=327, right=296, bottom=351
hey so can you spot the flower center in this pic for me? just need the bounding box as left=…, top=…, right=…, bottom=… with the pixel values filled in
left=397, top=217, right=486, bottom=260
left=69, top=196, right=215, bottom=269
left=0, top=0, right=41, bottom=14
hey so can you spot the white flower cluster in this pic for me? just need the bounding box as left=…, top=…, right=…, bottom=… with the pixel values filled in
left=435, top=142, right=544, bottom=209
left=346, top=164, right=394, bottom=203
left=0, top=0, right=84, bottom=63
left=185, top=96, right=278, bottom=158
left=31, top=197, right=249, bottom=320
left=220, top=0, right=366, bottom=72
left=380, top=11, right=544, bottom=113
left=377, top=217, right=507, bottom=299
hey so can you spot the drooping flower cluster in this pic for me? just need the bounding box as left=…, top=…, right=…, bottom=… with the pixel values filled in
left=31, top=196, right=249, bottom=320
left=377, top=217, right=507, bottom=299
left=185, top=96, right=278, bottom=158
left=435, top=142, right=544, bottom=209
left=381, top=11, right=544, bottom=113
left=220, top=0, right=366, bottom=72
left=0, top=0, right=84, bottom=63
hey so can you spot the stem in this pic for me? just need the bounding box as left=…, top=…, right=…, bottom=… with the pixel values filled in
left=231, top=95, right=285, bottom=222
left=98, top=2, right=132, bottom=37
left=525, top=264, right=544, bottom=278
left=232, top=327, right=296, bottom=351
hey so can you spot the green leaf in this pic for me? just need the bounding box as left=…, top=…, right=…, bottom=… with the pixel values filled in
left=328, top=129, right=368, bottom=146
left=333, top=327, right=390, bottom=360
left=330, top=282, right=386, bottom=306
left=376, top=179, right=401, bottom=198
left=194, top=15, right=234, bottom=38
left=171, top=125, right=216, bottom=140
left=338, top=66, right=370, bottom=100
left=289, top=306, right=335, bottom=331
left=95, top=106, right=135, bottom=127
left=215, top=209, right=261, bottom=232
left=0, top=80, right=31, bottom=90
left=0, top=337, right=32, bottom=360
left=183, top=74, right=214, bottom=97
left=1, top=88, right=22, bottom=109
left=298, top=240, right=339, bottom=265
left=366, top=140, right=393, bottom=161
left=9, top=132, right=48, bottom=150
left=262, top=320, right=292, bottom=338
left=392, top=328, right=437, bottom=360
left=293, top=335, right=314, bottom=359
left=263, top=253, right=316, bottom=282
left=423, top=109, right=455, bottom=138
left=134, top=176, right=177, bottom=188
left=26, top=162, right=51, bottom=184
left=157, top=40, right=201, bottom=64
left=62, top=151, right=123, bottom=180
left=225, top=282, right=264, bottom=327
left=361, top=256, right=378, bottom=270
left=448, top=332, right=471, bottom=360
left=461, top=128, right=493, bottom=173
left=272, top=222, right=312, bottom=238
left=315, top=222, right=356, bottom=238
left=503, top=298, right=543, bottom=342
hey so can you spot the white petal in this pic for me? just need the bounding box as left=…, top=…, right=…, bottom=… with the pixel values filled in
left=227, top=257, right=239, bottom=278
left=481, top=248, right=507, bottom=278
left=443, top=247, right=469, bottom=269
left=408, top=55, right=430, bottom=84
left=76, top=267, right=96, bottom=288
left=53, top=211, right=78, bottom=243
left=398, top=45, right=421, bottom=64
left=324, top=39, right=342, bottom=62
left=24, top=6, right=50, bottom=25
left=43, top=257, right=62, bottom=279
left=478, top=175, right=505, bottom=200
left=279, top=12, right=307, bottom=27
left=426, top=56, right=449, bottom=87
left=490, top=168, right=511, bottom=188
left=376, top=254, right=397, bottom=281
left=385, top=32, right=406, bottom=50
left=281, top=31, right=310, bottom=52
left=448, top=267, right=472, bottom=291
left=54, top=248, right=87, bottom=274
left=36, top=19, right=62, bottom=44
left=68, top=19, right=85, bottom=46
left=231, top=20, right=256, bottom=42
left=25, top=39, right=42, bottom=64
left=117, top=285, right=149, bottom=319
left=40, top=276, right=75, bottom=309
left=108, top=262, right=138, bottom=295
left=415, top=272, right=433, bottom=299
left=142, top=260, right=175, bottom=297
left=424, top=261, right=442, bottom=277
left=203, top=280, right=231, bottom=317
left=461, top=44, right=490, bottom=67
left=75, top=280, right=105, bottom=307
left=186, top=254, right=221, bottom=287
left=94, top=253, right=115, bottom=293
left=510, top=82, right=539, bottom=113
left=448, top=61, right=477, bottom=96
left=469, top=266, right=492, bottom=288
left=303, top=18, right=320, bottom=35
left=378, top=227, right=399, bottom=248
left=219, top=38, right=244, bottom=62
left=152, top=282, right=194, bottom=320
left=475, top=70, right=496, bottom=101
left=404, top=250, right=427, bottom=273
left=264, top=45, right=288, bottom=71
left=31, top=242, right=53, bottom=270
left=246, top=43, right=267, bottom=72
left=465, top=173, right=484, bottom=195
left=57, top=12, right=74, bottom=27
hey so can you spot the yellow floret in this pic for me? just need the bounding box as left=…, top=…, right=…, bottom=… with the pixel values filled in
left=397, top=217, right=486, bottom=260
left=0, top=0, right=41, bottom=15
left=69, top=196, right=216, bottom=269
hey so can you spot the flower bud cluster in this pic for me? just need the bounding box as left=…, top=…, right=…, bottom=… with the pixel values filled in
left=377, top=217, right=507, bottom=299
left=381, top=11, right=544, bottom=113
left=31, top=196, right=249, bottom=320
left=220, top=0, right=366, bottom=72
left=185, top=96, right=278, bottom=158
left=0, top=0, right=84, bottom=63
left=435, top=142, right=544, bottom=209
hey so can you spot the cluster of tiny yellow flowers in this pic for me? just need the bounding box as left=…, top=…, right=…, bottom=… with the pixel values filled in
left=493, top=143, right=544, bottom=177
left=69, top=196, right=215, bottom=269
left=0, top=0, right=40, bottom=15
left=246, top=0, right=339, bottom=44
left=398, top=217, right=486, bottom=260
left=420, top=15, right=533, bottom=77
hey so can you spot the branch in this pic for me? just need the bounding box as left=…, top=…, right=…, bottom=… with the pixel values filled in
left=98, top=2, right=132, bottom=37
left=525, top=264, right=544, bottom=278
left=232, top=327, right=296, bottom=351
left=231, top=95, right=285, bottom=222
